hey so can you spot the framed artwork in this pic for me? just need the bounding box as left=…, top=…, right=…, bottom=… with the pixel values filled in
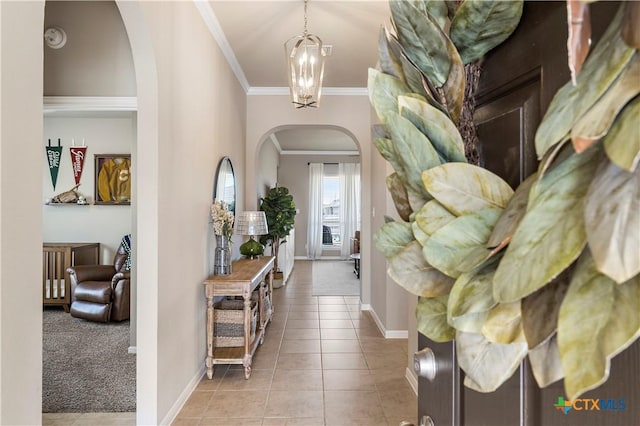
left=94, top=154, right=131, bottom=205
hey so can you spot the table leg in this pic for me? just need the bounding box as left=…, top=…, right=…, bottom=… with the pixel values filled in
left=206, top=296, right=214, bottom=379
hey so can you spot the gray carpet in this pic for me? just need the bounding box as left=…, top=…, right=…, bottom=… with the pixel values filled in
left=42, top=309, right=136, bottom=413
left=312, top=260, right=361, bottom=296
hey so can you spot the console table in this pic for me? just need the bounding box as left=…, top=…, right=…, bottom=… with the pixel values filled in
left=203, top=256, right=274, bottom=379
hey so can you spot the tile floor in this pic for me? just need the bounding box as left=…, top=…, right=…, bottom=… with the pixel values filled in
left=43, top=260, right=417, bottom=426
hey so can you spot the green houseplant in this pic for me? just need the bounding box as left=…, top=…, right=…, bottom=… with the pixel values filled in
left=259, top=186, right=296, bottom=279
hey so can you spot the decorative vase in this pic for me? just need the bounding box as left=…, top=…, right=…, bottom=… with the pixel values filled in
left=214, top=234, right=232, bottom=275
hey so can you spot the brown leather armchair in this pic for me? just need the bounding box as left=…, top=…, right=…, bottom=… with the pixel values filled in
left=67, top=236, right=131, bottom=322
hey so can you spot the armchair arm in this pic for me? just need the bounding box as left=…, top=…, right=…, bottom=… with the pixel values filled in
left=111, top=270, right=131, bottom=288
left=67, top=265, right=117, bottom=283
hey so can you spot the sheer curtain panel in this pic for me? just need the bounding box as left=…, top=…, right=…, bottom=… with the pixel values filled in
left=307, top=163, right=324, bottom=259
left=339, top=163, right=361, bottom=259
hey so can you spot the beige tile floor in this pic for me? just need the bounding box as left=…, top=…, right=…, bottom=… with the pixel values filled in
left=43, top=260, right=417, bottom=426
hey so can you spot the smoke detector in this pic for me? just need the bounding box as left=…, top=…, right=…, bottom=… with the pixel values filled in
left=44, top=26, right=67, bottom=49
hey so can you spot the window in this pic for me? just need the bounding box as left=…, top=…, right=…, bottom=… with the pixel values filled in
left=322, top=166, right=340, bottom=246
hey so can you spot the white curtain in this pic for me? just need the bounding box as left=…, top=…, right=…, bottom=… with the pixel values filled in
left=307, top=163, right=324, bottom=259
left=339, top=163, right=361, bottom=259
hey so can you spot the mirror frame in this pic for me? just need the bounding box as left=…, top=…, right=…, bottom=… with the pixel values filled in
left=213, top=156, right=236, bottom=215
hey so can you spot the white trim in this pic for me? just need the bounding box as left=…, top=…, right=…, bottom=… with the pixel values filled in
left=362, top=305, right=408, bottom=338
left=128, top=346, right=137, bottom=354
left=43, top=96, right=137, bottom=113
left=281, top=150, right=360, bottom=156
left=269, top=134, right=283, bottom=154
left=193, top=0, right=250, bottom=93
left=247, top=86, right=369, bottom=96
left=386, top=330, right=409, bottom=339
left=405, top=367, right=418, bottom=395
left=160, top=364, right=206, bottom=425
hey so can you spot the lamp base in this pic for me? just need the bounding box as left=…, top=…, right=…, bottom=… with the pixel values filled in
left=240, top=236, right=264, bottom=259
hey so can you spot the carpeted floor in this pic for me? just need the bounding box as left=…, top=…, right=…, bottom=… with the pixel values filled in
left=42, top=308, right=136, bottom=413
left=312, top=260, right=361, bottom=296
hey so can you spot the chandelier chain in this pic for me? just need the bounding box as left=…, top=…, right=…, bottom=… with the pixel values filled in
left=303, top=0, right=308, bottom=36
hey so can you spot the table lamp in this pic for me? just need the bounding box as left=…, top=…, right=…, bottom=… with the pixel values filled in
left=236, top=211, right=269, bottom=258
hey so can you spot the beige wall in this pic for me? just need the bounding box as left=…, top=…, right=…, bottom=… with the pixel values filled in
left=256, top=139, right=279, bottom=204
left=44, top=1, right=135, bottom=96
left=0, top=1, right=45, bottom=424
left=125, top=1, right=247, bottom=423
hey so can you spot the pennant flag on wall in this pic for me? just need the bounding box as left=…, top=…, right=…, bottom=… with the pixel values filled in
left=45, top=138, right=63, bottom=190
left=70, top=139, right=87, bottom=185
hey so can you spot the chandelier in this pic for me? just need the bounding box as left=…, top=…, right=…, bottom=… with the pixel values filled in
left=284, top=0, right=326, bottom=108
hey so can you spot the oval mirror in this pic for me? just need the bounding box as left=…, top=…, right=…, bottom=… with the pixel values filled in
left=213, top=157, right=236, bottom=214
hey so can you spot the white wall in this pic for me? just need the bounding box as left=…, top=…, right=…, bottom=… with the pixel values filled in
left=0, top=1, right=45, bottom=424
left=43, top=115, right=134, bottom=259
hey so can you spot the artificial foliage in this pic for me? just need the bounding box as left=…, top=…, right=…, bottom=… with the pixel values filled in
left=370, top=0, right=639, bottom=399
left=259, top=186, right=296, bottom=275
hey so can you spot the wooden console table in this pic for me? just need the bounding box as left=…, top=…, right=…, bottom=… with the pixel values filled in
left=203, top=256, right=274, bottom=379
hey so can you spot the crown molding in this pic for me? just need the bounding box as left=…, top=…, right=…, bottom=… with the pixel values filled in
left=194, top=0, right=250, bottom=93
left=43, top=96, right=137, bottom=113
left=281, top=150, right=360, bottom=156
left=247, top=86, right=369, bottom=96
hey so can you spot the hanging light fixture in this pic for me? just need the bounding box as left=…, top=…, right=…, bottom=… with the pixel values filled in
left=284, top=0, right=326, bottom=108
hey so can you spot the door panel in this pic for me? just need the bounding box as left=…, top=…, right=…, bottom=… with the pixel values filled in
left=416, top=2, right=635, bottom=425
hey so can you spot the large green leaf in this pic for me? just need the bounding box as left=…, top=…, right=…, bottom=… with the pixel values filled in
left=449, top=0, right=524, bottom=65
left=585, top=159, right=640, bottom=283
left=415, top=0, right=450, bottom=32
left=521, top=274, right=571, bottom=349
left=441, top=28, right=465, bottom=125
left=390, top=0, right=451, bottom=87
left=487, top=172, right=537, bottom=250
left=422, top=163, right=513, bottom=216
left=603, top=95, right=640, bottom=172
left=385, top=112, right=442, bottom=198
left=378, top=26, right=404, bottom=80
left=481, top=302, right=523, bottom=344
left=388, top=241, right=455, bottom=297
left=558, top=250, right=640, bottom=399
left=417, top=295, right=455, bottom=342
left=415, top=200, right=457, bottom=236
left=448, top=256, right=500, bottom=333
left=528, top=335, right=564, bottom=388
left=493, top=145, right=602, bottom=303
left=386, top=173, right=412, bottom=222
left=398, top=96, right=466, bottom=163
left=374, top=138, right=408, bottom=184
left=457, top=330, right=528, bottom=393
left=368, top=68, right=412, bottom=121
left=412, top=221, right=430, bottom=247
left=572, top=54, right=640, bottom=153
left=423, top=208, right=501, bottom=278
left=373, top=221, right=414, bottom=258
left=535, top=6, right=635, bottom=158
left=399, top=49, right=429, bottom=98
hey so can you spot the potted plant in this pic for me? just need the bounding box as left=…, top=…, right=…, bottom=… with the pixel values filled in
left=259, top=186, right=296, bottom=283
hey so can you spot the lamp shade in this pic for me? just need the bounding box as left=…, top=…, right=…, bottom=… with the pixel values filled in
left=235, top=211, right=268, bottom=236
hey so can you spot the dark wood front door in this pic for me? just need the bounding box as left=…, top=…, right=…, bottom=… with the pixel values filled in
left=417, top=2, right=638, bottom=425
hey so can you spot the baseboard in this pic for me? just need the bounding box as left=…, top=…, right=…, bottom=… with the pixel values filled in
left=405, top=366, right=418, bottom=396
left=386, top=330, right=409, bottom=339
left=128, top=346, right=137, bottom=354
left=362, top=305, right=408, bottom=339
left=160, top=364, right=206, bottom=425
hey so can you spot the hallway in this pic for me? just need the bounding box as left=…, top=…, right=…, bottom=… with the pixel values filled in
left=173, top=260, right=416, bottom=425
